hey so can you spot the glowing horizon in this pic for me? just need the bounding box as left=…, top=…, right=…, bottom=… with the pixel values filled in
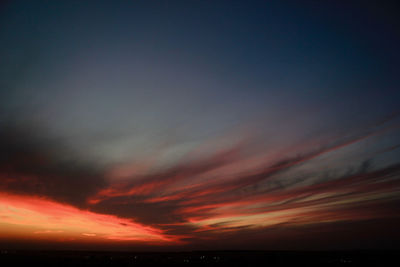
left=0, top=192, right=178, bottom=244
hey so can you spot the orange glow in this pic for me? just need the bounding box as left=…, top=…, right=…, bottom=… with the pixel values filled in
left=0, top=192, right=177, bottom=244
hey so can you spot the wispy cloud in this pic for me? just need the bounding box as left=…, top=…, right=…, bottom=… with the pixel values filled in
left=1, top=115, right=400, bottom=245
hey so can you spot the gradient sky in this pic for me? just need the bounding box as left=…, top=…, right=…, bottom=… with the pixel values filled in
left=1, top=0, right=400, bottom=250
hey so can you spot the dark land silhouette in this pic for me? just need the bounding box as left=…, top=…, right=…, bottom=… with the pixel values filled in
left=0, top=250, right=398, bottom=267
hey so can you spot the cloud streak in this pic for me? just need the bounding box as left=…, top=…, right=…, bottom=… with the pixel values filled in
left=1, top=114, right=400, bottom=247
left=0, top=192, right=176, bottom=244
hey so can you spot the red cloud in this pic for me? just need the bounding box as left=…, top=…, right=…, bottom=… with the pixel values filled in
left=0, top=192, right=181, bottom=245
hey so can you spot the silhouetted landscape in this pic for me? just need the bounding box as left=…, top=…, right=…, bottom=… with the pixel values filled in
left=0, top=250, right=399, bottom=267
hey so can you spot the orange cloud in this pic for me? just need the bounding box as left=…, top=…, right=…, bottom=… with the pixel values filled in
left=0, top=192, right=178, bottom=244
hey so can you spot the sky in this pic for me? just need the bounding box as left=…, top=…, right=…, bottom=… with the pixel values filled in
left=0, top=0, right=400, bottom=250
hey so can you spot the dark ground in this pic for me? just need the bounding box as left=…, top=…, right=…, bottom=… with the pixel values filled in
left=0, top=250, right=399, bottom=266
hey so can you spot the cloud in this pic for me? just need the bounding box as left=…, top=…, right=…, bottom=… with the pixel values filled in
left=0, top=121, right=107, bottom=207
left=0, top=192, right=177, bottom=244
left=0, top=114, right=400, bottom=247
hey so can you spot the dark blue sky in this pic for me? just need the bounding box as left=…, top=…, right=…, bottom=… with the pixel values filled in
left=0, top=1, right=400, bottom=250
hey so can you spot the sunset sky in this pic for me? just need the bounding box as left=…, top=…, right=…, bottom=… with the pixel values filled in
left=0, top=1, right=400, bottom=250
